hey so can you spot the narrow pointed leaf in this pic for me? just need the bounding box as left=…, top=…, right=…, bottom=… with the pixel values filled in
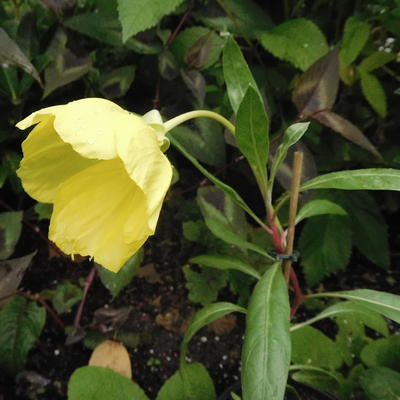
left=269, top=122, right=310, bottom=186
left=223, top=36, right=260, bottom=113
left=358, top=51, right=396, bottom=72
left=242, top=263, right=290, bottom=400
left=301, top=169, right=400, bottom=192
left=180, top=302, right=246, bottom=363
left=236, top=85, right=269, bottom=197
left=296, top=199, right=347, bottom=224
left=310, top=289, right=400, bottom=323
left=313, top=110, right=380, bottom=157
left=359, top=70, right=387, bottom=117
left=292, top=47, right=339, bottom=117
left=190, top=254, right=261, bottom=279
left=0, top=27, right=41, bottom=84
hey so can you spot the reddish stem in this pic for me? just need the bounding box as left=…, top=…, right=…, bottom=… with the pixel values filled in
left=73, top=266, right=97, bottom=329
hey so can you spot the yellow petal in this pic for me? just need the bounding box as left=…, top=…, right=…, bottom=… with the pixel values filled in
left=17, top=116, right=98, bottom=203
left=51, top=98, right=149, bottom=160
left=49, top=158, right=151, bottom=272
left=116, top=127, right=173, bottom=233
left=16, top=105, right=64, bottom=130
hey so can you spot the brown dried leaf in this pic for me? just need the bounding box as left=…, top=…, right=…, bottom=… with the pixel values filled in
left=185, top=32, right=213, bottom=68
left=293, top=47, right=339, bottom=118
left=136, top=264, right=162, bottom=284
left=0, top=252, right=36, bottom=307
left=208, top=314, right=237, bottom=335
left=155, top=309, right=181, bottom=332
left=92, top=307, right=131, bottom=333
left=313, top=110, right=381, bottom=158
left=89, top=340, right=132, bottom=379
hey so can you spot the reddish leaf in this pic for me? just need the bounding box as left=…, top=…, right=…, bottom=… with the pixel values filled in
left=293, top=47, right=339, bottom=118
left=313, top=110, right=380, bottom=158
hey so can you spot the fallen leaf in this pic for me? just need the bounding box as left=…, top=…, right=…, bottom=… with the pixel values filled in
left=92, top=307, right=131, bottom=333
left=89, top=340, right=132, bottom=379
left=0, top=252, right=36, bottom=307
left=208, top=314, right=237, bottom=335
left=136, top=264, right=162, bottom=284
left=155, top=309, right=181, bottom=333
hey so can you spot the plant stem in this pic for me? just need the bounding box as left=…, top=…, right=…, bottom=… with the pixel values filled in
left=284, top=151, right=303, bottom=282
left=73, top=266, right=97, bottom=329
left=164, top=110, right=235, bottom=135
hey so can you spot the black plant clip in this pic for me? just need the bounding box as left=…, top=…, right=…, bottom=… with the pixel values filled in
left=268, top=250, right=299, bottom=263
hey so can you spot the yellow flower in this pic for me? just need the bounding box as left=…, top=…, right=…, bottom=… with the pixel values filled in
left=16, top=98, right=172, bottom=272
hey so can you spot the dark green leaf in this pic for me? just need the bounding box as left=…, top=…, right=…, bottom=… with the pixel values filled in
left=43, top=30, right=91, bottom=99
left=156, top=363, right=215, bottom=400
left=340, top=17, right=371, bottom=65
left=34, top=202, right=53, bottom=220
left=65, top=12, right=162, bottom=54
left=242, top=263, right=290, bottom=400
left=359, top=70, right=387, bottom=117
left=171, top=27, right=225, bottom=69
left=68, top=366, right=149, bottom=400
left=0, top=295, right=46, bottom=374
left=0, top=211, right=23, bottom=260
left=118, top=0, right=184, bottom=42
left=222, top=36, right=260, bottom=113
left=236, top=85, right=269, bottom=198
left=96, top=250, right=143, bottom=298
left=190, top=254, right=260, bottom=279
left=180, top=302, right=246, bottom=363
left=218, top=0, right=274, bottom=38
left=292, top=47, right=339, bottom=117
left=359, top=367, right=400, bottom=400
left=301, top=169, right=400, bottom=192
left=258, top=18, right=329, bottom=71
left=299, top=215, right=352, bottom=285
left=313, top=110, right=380, bottom=157
left=291, top=367, right=341, bottom=391
left=180, top=69, right=206, bottom=105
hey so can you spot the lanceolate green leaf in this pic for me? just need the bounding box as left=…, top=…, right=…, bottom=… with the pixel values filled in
left=291, top=301, right=389, bottom=336
left=222, top=36, right=260, bottom=113
left=236, top=86, right=269, bottom=200
left=300, top=169, right=400, bottom=192
left=190, top=254, right=261, bottom=280
left=309, top=289, right=400, bottom=323
left=242, top=263, right=290, bottom=400
left=296, top=198, right=347, bottom=224
left=118, top=0, right=184, bottom=42
left=180, top=302, right=246, bottom=364
left=269, top=122, right=310, bottom=188
left=359, top=70, right=387, bottom=117
left=169, top=135, right=266, bottom=229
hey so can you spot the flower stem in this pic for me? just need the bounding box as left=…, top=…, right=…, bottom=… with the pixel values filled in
left=164, top=110, right=235, bottom=135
